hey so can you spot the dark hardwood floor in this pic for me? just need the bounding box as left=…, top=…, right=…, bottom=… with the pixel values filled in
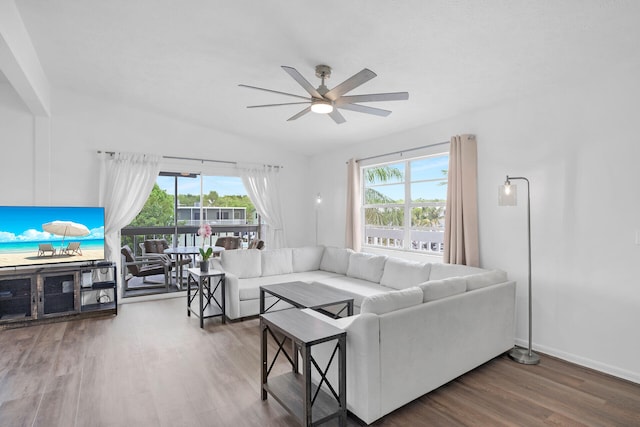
left=1, top=297, right=639, bottom=426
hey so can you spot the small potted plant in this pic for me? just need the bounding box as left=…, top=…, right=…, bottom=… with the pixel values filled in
left=197, top=223, right=212, bottom=272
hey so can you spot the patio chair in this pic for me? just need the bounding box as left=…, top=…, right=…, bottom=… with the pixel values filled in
left=142, top=238, right=191, bottom=269
left=248, top=239, right=264, bottom=250
left=121, top=245, right=172, bottom=292
left=215, top=236, right=241, bottom=250
left=37, top=243, right=56, bottom=257
left=62, top=241, right=82, bottom=256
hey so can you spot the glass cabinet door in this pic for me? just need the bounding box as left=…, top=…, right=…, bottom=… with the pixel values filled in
left=41, top=272, right=78, bottom=316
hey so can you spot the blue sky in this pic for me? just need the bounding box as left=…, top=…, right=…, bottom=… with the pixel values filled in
left=365, top=155, right=449, bottom=201
left=157, top=175, right=247, bottom=197
left=0, top=206, right=105, bottom=242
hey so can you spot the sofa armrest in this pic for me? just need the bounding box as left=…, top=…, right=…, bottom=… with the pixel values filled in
left=211, top=258, right=223, bottom=271
left=222, top=271, right=241, bottom=320
left=301, top=309, right=383, bottom=424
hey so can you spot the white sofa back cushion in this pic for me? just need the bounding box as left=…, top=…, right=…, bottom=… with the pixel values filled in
left=360, top=287, right=423, bottom=315
left=320, top=247, right=354, bottom=274
left=428, top=263, right=486, bottom=280
left=379, top=258, right=432, bottom=290
left=221, top=249, right=262, bottom=278
left=465, top=269, right=508, bottom=291
left=418, top=277, right=467, bottom=302
left=261, top=248, right=293, bottom=277
left=292, top=246, right=324, bottom=272
left=346, top=252, right=387, bottom=283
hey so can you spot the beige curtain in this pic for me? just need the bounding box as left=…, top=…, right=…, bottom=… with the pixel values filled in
left=444, top=134, right=479, bottom=266
left=345, top=158, right=362, bottom=251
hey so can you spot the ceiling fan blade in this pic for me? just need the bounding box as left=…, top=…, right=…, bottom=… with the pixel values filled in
left=337, top=92, right=409, bottom=104
left=239, top=84, right=311, bottom=101
left=247, top=102, right=310, bottom=108
left=328, top=108, right=346, bottom=124
left=281, top=66, right=323, bottom=99
left=287, top=106, right=311, bottom=121
left=324, top=68, right=377, bottom=101
left=338, top=103, right=392, bottom=117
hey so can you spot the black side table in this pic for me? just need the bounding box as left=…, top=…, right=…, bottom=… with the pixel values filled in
left=261, top=309, right=347, bottom=427
left=187, top=268, right=225, bottom=328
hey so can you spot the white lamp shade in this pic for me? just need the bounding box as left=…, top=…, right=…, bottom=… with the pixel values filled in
left=498, top=184, right=517, bottom=206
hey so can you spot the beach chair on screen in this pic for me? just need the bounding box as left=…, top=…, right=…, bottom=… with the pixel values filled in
left=62, top=241, right=82, bottom=256
left=37, top=243, right=56, bottom=257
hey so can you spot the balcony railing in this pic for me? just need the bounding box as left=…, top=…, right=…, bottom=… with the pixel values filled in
left=364, top=226, right=444, bottom=253
left=121, top=223, right=260, bottom=256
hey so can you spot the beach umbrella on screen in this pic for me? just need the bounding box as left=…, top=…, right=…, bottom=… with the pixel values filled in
left=42, top=220, right=90, bottom=246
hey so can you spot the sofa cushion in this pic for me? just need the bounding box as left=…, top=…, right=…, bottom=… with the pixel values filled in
left=379, top=258, right=431, bottom=290
left=346, top=252, right=387, bottom=283
left=465, top=269, right=508, bottom=291
left=360, top=287, right=423, bottom=315
left=236, top=270, right=342, bottom=300
left=314, top=276, right=391, bottom=307
left=221, top=249, right=262, bottom=278
left=418, top=277, right=467, bottom=302
left=320, top=247, right=353, bottom=274
left=292, top=246, right=324, bottom=272
left=261, top=248, right=293, bottom=277
left=428, top=263, right=486, bottom=280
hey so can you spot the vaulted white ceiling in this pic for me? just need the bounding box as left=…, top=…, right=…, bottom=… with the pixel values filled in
left=12, top=0, right=640, bottom=155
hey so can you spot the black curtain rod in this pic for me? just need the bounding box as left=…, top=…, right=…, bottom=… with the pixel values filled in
left=97, top=151, right=283, bottom=169
left=349, top=141, right=450, bottom=164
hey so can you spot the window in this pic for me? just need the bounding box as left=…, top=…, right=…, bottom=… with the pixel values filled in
left=122, top=173, right=258, bottom=250
left=362, top=152, right=448, bottom=254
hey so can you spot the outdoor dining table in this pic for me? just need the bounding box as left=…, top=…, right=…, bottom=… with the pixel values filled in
left=163, top=245, right=225, bottom=289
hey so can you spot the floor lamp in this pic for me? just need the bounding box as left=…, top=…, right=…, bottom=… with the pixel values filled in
left=499, top=175, right=540, bottom=365
left=315, top=193, right=322, bottom=245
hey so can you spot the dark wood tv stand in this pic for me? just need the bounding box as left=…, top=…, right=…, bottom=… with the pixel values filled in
left=0, top=262, right=117, bottom=329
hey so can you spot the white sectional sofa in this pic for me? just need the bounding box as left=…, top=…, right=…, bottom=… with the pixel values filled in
left=212, top=246, right=515, bottom=424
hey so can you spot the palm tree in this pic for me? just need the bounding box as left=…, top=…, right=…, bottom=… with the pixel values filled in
left=411, top=206, right=443, bottom=228
left=364, top=165, right=403, bottom=184
left=364, top=165, right=403, bottom=226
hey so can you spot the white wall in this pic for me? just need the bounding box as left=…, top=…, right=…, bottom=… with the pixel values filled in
left=0, top=83, right=36, bottom=204
left=309, top=67, right=640, bottom=383
left=0, top=87, right=314, bottom=248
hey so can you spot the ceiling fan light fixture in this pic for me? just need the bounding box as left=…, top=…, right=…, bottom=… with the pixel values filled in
left=310, top=99, right=333, bottom=114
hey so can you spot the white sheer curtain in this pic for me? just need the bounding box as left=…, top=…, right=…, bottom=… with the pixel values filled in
left=345, top=158, right=362, bottom=251
left=238, top=164, right=286, bottom=249
left=99, top=152, right=161, bottom=270
left=444, top=134, right=479, bottom=266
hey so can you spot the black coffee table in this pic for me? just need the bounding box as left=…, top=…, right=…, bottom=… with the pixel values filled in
left=259, top=281, right=354, bottom=318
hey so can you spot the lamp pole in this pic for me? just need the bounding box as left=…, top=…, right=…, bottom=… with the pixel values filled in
left=504, top=176, right=540, bottom=365
left=315, top=193, right=322, bottom=246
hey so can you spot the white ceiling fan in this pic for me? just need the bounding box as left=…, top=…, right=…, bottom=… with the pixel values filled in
left=239, top=65, right=409, bottom=124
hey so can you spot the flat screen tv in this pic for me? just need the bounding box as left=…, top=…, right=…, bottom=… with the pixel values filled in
left=0, top=206, right=105, bottom=269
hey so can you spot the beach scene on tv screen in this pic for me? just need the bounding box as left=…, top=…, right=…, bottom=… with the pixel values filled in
left=0, top=206, right=105, bottom=268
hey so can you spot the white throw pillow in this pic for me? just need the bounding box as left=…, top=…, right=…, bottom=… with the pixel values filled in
left=261, top=248, right=293, bottom=277
left=292, top=246, right=324, bottom=272
left=379, top=258, right=432, bottom=290
left=221, top=249, right=262, bottom=278
left=418, top=277, right=467, bottom=302
left=319, top=247, right=354, bottom=274
left=360, top=287, right=423, bottom=315
left=465, top=269, right=508, bottom=291
left=346, top=252, right=387, bottom=283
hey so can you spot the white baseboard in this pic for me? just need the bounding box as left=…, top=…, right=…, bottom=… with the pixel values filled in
left=514, top=338, right=640, bottom=385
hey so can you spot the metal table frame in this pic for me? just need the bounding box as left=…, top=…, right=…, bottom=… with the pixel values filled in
left=186, top=268, right=225, bottom=328
left=261, top=309, right=347, bottom=426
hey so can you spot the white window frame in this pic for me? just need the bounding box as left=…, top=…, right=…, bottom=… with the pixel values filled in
left=361, top=148, right=449, bottom=255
